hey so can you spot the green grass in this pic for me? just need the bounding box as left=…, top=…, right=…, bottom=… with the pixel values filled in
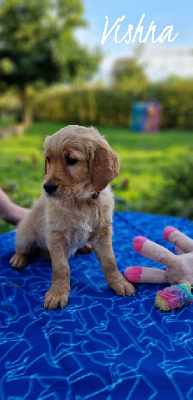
left=1, top=121, right=193, bottom=233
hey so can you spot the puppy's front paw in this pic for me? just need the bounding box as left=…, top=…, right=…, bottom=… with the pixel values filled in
left=10, top=252, right=28, bottom=270
left=108, top=273, right=135, bottom=297
left=44, top=286, right=69, bottom=310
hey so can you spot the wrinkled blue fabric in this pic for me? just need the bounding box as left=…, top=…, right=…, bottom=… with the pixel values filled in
left=1, top=211, right=193, bottom=400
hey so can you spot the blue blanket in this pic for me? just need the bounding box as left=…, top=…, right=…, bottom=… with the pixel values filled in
left=1, top=211, right=193, bottom=400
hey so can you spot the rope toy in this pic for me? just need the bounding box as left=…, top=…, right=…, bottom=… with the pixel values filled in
left=155, top=284, right=193, bottom=311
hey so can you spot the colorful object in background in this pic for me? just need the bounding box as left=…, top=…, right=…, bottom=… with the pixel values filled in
left=131, top=101, right=161, bottom=132
left=155, top=284, right=193, bottom=311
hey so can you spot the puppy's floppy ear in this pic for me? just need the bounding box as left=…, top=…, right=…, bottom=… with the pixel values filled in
left=90, top=141, right=120, bottom=192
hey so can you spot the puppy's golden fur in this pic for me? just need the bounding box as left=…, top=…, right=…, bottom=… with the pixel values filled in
left=10, top=125, right=135, bottom=309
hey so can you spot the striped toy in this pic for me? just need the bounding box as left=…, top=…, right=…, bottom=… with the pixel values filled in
left=155, top=284, right=193, bottom=311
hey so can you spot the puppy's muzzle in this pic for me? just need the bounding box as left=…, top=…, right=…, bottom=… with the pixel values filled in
left=43, top=182, right=58, bottom=195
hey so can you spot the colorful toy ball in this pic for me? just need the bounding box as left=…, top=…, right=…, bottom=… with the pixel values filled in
left=155, top=284, right=193, bottom=311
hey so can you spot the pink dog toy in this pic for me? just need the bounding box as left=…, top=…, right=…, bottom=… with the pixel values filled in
left=125, top=227, right=193, bottom=311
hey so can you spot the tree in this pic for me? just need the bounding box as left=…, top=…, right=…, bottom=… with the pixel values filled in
left=111, top=57, right=148, bottom=91
left=0, top=0, right=101, bottom=127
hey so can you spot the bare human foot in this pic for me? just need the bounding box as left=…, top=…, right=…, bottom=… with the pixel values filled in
left=0, top=188, right=29, bottom=225
left=6, top=204, right=29, bottom=226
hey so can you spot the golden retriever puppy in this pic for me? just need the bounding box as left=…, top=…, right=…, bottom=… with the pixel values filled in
left=10, top=125, right=135, bottom=309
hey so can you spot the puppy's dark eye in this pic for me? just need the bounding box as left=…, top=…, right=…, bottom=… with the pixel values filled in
left=66, top=156, right=78, bottom=166
left=46, top=156, right=50, bottom=163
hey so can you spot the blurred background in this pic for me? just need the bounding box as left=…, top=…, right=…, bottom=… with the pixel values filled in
left=1, top=0, right=193, bottom=233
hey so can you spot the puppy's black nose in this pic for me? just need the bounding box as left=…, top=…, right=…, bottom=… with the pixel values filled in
left=43, top=182, right=58, bottom=195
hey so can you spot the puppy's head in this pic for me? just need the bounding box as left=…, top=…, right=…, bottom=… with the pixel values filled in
left=43, top=125, right=119, bottom=201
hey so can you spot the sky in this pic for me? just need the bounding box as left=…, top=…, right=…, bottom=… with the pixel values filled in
left=76, top=0, right=193, bottom=82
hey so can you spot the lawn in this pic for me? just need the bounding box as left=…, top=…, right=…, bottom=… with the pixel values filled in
left=1, top=121, right=193, bottom=233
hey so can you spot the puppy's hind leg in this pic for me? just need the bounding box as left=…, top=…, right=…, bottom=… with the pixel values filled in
left=76, top=243, right=92, bottom=255
left=10, top=252, right=29, bottom=270
left=10, top=211, right=36, bottom=270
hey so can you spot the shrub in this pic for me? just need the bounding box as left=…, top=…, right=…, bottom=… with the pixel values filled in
left=33, top=88, right=136, bottom=127
left=144, top=151, right=193, bottom=218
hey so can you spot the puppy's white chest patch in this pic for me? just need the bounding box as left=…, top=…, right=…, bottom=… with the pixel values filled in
left=69, top=219, right=93, bottom=257
left=79, top=221, right=92, bottom=233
